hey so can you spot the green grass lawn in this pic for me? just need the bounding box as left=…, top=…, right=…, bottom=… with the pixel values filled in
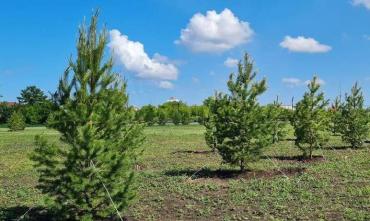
left=0, top=125, right=369, bottom=220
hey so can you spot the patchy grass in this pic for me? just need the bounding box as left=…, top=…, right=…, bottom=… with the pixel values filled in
left=0, top=125, right=369, bottom=220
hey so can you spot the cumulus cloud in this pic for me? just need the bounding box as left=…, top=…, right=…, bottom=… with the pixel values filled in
left=304, top=78, right=325, bottom=86
left=108, top=29, right=179, bottom=85
left=280, top=36, right=332, bottom=53
left=224, top=57, right=239, bottom=68
left=158, top=81, right=174, bottom=89
left=282, top=78, right=303, bottom=87
left=352, top=0, right=370, bottom=9
left=176, top=8, right=254, bottom=53
left=282, top=77, right=325, bottom=87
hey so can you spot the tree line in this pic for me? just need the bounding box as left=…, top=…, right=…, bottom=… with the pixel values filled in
left=135, top=102, right=209, bottom=126
left=1, top=11, right=369, bottom=220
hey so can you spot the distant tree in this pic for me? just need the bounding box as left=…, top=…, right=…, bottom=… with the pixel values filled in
left=172, top=109, right=181, bottom=125
left=157, top=108, right=167, bottom=125
left=292, top=76, right=330, bottom=158
left=17, top=86, right=47, bottom=105
left=339, top=83, right=369, bottom=148
left=265, top=97, right=288, bottom=144
left=31, top=11, right=144, bottom=220
left=140, top=105, right=157, bottom=126
left=329, top=96, right=343, bottom=135
left=8, top=111, right=26, bottom=131
left=179, top=105, right=191, bottom=125
left=0, top=103, right=15, bottom=124
left=208, top=53, right=269, bottom=171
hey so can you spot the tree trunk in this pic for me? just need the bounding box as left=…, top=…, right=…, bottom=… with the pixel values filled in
left=240, top=159, right=245, bottom=172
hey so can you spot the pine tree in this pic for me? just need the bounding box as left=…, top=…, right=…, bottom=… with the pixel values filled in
left=292, top=76, right=329, bottom=158
left=329, top=96, right=342, bottom=135
left=31, top=11, right=144, bottom=220
left=265, top=97, right=288, bottom=144
left=8, top=111, right=26, bottom=131
left=204, top=96, right=217, bottom=152
left=339, top=83, right=369, bottom=148
left=208, top=53, right=269, bottom=171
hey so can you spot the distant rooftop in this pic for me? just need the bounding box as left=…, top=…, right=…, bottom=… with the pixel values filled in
left=167, top=97, right=180, bottom=103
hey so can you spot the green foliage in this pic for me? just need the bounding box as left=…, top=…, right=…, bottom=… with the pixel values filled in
left=8, top=111, right=26, bottom=131
left=0, top=102, right=15, bottom=124
left=157, top=108, right=168, bottom=125
left=16, top=85, right=52, bottom=125
left=207, top=53, right=269, bottom=171
left=172, top=109, right=182, bottom=125
left=138, top=105, right=157, bottom=126
left=329, top=96, right=342, bottom=135
left=190, top=105, right=209, bottom=125
left=339, top=83, right=369, bottom=148
left=292, top=76, right=329, bottom=158
left=17, top=86, right=47, bottom=105
left=264, top=97, right=288, bottom=144
left=204, top=96, right=217, bottom=151
left=31, top=11, right=144, bottom=220
left=179, top=105, right=191, bottom=125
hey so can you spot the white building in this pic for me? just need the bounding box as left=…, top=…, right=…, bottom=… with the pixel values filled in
left=166, top=97, right=180, bottom=103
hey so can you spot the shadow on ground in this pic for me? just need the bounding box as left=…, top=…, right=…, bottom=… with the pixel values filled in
left=164, top=167, right=306, bottom=180
left=0, top=206, right=134, bottom=221
left=261, top=155, right=325, bottom=162
left=0, top=206, right=54, bottom=221
left=171, top=149, right=214, bottom=155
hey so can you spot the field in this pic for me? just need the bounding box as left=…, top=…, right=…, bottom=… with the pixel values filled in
left=0, top=125, right=369, bottom=220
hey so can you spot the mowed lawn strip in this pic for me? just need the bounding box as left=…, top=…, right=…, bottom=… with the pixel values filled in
left=0, top=125, right=369, bottom=220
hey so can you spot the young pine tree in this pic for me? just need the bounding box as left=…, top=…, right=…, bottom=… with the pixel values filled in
left=208, top=53, right=269, bottom=171
left=204, top=96, right=217, bottom=152
left=8, top=111, right=26, bottom=131
left=329, top=96, right=343, bottom=135
left=265, top=97, right=288, bottom=144
left=339, top=83, right=369, bottom=148
left=292, top=76, right=329, bottom=158
left=31, top=11, right=144, bottom=220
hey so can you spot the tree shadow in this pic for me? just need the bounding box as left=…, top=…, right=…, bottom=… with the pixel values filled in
left=261, top=155, right=325, bottom=162
left=0, top=206, right=55, bottom=221
left=171, top=150, right=214, bottom=155
left=0, top=206, right=134, bottom=221
left=164, top=167, right=305, bottom=180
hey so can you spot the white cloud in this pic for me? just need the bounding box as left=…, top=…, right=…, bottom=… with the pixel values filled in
left=176, top=8, right=254, bottom=53
left=352, top=0, right=370, bottom=9
left=282, top=78, right=303, bottom=87
left=224, top=57, right=239, bottom=68
left=282, top=77, right=325, bottom=87
left=108, top=29, right=179, bottom=82
left=280, top=36, right=332, bottom=53
left=158, top=81, right=174, bottom=89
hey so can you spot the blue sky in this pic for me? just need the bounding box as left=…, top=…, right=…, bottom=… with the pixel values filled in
left=1, top=0, right=370, bottom=106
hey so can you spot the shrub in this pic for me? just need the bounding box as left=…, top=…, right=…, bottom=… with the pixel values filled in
left=31, top=11, right=144, bottom=220
left=157, top=108, right=167, bottom=125
left=8, top=111, right=26, bottom=131
left=207, top=53, right=270, bottom=171
left=179, top=106, right=191, bottom=125
left=339, top=83, right=369, bottom=148
left=292, top=76, right=329, bottom=158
